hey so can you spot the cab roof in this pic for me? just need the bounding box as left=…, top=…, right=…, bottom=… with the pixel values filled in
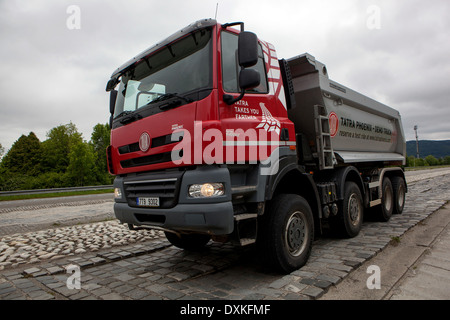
left=110, top=19, right=217, bottom=79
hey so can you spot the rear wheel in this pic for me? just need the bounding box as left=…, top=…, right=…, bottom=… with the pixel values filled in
left=391, top=176, right=406, bottom=215
left=165, top=232, right=211, bottom=251
left=376, top=177, right=394, bottom=222
left=258, top=194, right=314, bottom=274
left=332, top=181, right=363, bottom=238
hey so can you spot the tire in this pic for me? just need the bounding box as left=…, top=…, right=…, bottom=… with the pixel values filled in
left=376, top=177, right=394, bottom=222
left=165, top=232, right=211, bottom=251
left=332, top=181, right=363, bottom=238
left=257, top=194, right=314, bottom=274
left=391, top=176, right=406, bottom=215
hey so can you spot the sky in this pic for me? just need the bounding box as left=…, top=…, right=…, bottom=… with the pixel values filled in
left=0, top=0, right=449, bottom=153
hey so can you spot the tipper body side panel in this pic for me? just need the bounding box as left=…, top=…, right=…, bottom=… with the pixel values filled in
left=287, top=53, right=406, bottom=167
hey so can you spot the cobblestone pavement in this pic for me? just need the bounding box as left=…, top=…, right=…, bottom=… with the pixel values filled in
left=0, top=169, right=449, bottom=300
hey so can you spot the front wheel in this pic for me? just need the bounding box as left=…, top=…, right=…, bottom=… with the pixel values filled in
left=258, top=194, right=314, bottom=274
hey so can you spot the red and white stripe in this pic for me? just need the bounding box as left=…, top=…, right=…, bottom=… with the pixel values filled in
left=260, top=41, right=287, bottom=110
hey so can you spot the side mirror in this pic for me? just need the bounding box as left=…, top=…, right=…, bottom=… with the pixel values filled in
left=106, top=78, right=119, bottom=92
left=109, top=115, right=114, bottom=130
left=223, top=30, right=260, bottom=105
left=238, top=31, right=258, bottom=68
left=239, top=69, right=260, bottom=90
left=110, top=90, right=118, bottom=115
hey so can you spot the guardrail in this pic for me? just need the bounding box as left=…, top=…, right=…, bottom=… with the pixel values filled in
left=0, top=185, right=113, bottom=196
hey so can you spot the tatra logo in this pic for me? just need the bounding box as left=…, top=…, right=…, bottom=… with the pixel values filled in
left=256, top=103, right=281, bottom=135
left=139, top=132, right=151, bottom=152
left=329, top=111, right=339, bottom=137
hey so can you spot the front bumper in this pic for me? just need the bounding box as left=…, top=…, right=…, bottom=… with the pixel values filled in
left=113, top=165, right=234, bottom=235
left=114, top=201, right=233, bottom=235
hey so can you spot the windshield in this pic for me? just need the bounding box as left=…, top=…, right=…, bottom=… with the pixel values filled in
left=114, top=28, right=213, bottom=118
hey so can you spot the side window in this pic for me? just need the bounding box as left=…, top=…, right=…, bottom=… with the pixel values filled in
left=251, top=45, right=269, bottom=93
left=221, top=32, right=239, bottom=92
left=221, top=31, right=268, bottom=94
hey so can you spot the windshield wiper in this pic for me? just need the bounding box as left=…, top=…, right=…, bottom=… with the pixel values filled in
left=114, top=110, right=134, bottom=119
left=114, top=110, right=142, bottom=125
left=120, top=113, right=143, bottom=125
left=147, top=93, right=193, bottom=107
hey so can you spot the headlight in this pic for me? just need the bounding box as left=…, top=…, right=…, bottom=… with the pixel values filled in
left=188, top=183, right=224, bottom=198
left=114, top=187, right=123, bottom=199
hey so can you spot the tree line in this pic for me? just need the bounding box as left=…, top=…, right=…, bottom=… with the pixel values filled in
left=406, top=155, right=450, bottom=167
left=0, top=122, right=112, bottom=191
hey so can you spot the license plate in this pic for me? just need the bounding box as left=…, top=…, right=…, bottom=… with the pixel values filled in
left=136, top=197, right=160, bottom=207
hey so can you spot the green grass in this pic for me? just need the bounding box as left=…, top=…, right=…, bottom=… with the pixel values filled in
left=390, top=236, right=401, bottom=246
left=405, top=164, right=450, bottom=171
left=0, top=189, right=114, bottom=202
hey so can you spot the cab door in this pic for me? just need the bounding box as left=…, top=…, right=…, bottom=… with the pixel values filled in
left=218, top=30, right=286, bottom=164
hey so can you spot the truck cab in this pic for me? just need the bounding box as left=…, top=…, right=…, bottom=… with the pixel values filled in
left=107, top=18, right=298, bottom=234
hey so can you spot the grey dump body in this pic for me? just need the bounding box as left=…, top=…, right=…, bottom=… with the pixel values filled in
left=287, top=53, right=406, bottom=169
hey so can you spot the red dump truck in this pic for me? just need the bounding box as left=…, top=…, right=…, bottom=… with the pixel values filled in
left=105, top=19, right=407, bottom=273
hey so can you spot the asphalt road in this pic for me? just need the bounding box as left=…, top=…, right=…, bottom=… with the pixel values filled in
left=0, top=193, right=113, bottom=210
left=0, top=193, right=114, bottom=236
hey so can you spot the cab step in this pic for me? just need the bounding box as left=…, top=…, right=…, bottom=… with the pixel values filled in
left=239, top=238, right=256, bottom=246
left=234, top=213, right=258, bottom=221
left=233, top=213, right=258, bottom=246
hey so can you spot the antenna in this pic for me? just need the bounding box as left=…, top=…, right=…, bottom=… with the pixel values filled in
left=215, top=3, right=219, bottom=20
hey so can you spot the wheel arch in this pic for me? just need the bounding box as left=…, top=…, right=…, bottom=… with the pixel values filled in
left=381, top=168, right=407, bottom=193
left=332, top=166, right=365, bottom=201
left=266, top=162, right=322, bottom=233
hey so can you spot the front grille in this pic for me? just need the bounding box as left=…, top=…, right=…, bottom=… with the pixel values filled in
left=120, top=152, right=173, bottom=168
left=119, top=143, right=140, bottom=154
left=118, top=133, right=183, bottom=155
left=123, top=172, right=183, bottom=209
left=152, top=133, right=183, bottom=148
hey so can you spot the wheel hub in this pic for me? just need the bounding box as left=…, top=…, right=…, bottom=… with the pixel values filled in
left=397, top=184, right=405, bottom=207
left=348, top=194, right=361, bottom=226
left=384, top=185, right=393, bottom=212
left=285, top=211, right=308, bottom=257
